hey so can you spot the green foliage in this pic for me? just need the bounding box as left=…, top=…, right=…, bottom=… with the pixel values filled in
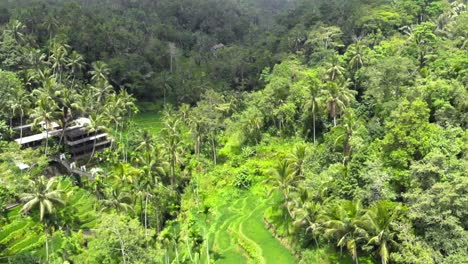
left=234, top=169, right=253, bottom=189
left=0, top=0, right=467, bottom=263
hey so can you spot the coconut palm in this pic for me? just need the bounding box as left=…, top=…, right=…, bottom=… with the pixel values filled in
left=303, top=71, right=322, bottom=143
left=321, top=80, right=356, bottom=126
left=100, top=188, right=133, bottom=213
left=287, top=144, right=307, bottom=178
left=325, top=54, right=345, bottom=82
left=20, top=176, right=65, bottom=262
left=5, top=20, right=26, bottom=43
left=56, top=88, right=80, bottom=145
left=161, top=114, right=183, bottom=187
left=30, top=95, right=59, bottom=155
left=364, top=201, right=401, bottom=264
left=321, top=200, right=367, bottom=263
left=90, top=61, right=110, bottom=83
left=66, top=51, right=85, bottom=88
left=50, top=43, right=70, bottom=82
left=9, top=87, right=31, bottom=144
left=91, top=79, right=114, bottom=105
left=266, top=159, right=299, bottom=221
left=334, top=111, right=357, bottom=163
left=42, top=15, right=59, bottom=43
left=84, top=113, right=107, bottom=163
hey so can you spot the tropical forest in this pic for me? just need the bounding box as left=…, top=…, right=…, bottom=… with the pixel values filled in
left=0, top=0, right=467, bottom=263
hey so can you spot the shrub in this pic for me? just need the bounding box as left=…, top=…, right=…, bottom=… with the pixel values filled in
left=234, top=169, right=252, bottom=189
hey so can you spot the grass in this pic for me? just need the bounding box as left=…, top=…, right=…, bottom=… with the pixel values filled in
left=132, top=112, right=163, bottom=135
left=206, top=185, right=297, bottom=264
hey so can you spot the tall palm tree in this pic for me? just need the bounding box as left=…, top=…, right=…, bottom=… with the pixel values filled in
left=348, top=41, right=366, bottom=72
left=325, top=54, right=345, bottom=82
left=161, top=114, right=183, bottom=187
left=30, top=95, right=59, bottom=155
left=85, top=113, right=107, bottom=163
left=90, top=61, right=110, bottom=83
left=9, top=87, right=31, bottom=144
left=66, top=51, right=85, bottom=88
left=334, top=111, right=357, bottom=164
left=20, top=176, right=65, bottom=262
left=321, top=80, right=356, bottom=126
left=42, top=15, right=59, bottom=44
left=321, top=200, right=367, bottom=263
left=287, top=144, right=307, bottom=178
left=91, top=80, right=114, bottom=105
left=267, top=160, right=298, bottom=218
left=50, top=43, right=70, bottom=82
left=5, top=20, right=26, bottom=43
left=56, top=88, right=80, bottom=145
left=100, top=188, right=133, bottom=213
left=303, top=71, right=322, bottom=143
left=364, top=201, right=401, bottom=264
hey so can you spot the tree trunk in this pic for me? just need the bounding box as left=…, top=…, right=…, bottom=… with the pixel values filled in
left=59, top=119, right=68, bottom=146
left=211, top=136, right=216, bottom=165
left=175, top=243, right=180, bottom=264
left=312, top=105, right=316, bottom=143
left=171, top=153, right=176, bottom=186
left=19, top=111, right=23, bottom=144
left=332, top=102, right=337, bottom=127
left=45, top=124, right=49, bottom=155
left=145, top=193, right=149, bottom=238
left=205, top=227, right=210, bottom=264
left=44, top=225, right=49, bottom=263
left=88, top=136, right=97, bottom=164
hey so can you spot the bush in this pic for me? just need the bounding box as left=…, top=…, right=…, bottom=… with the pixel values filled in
left=233, top=169, right=253, bottom=189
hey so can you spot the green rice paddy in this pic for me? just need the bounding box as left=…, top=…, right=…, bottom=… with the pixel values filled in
left=134, top=112, right=297, bottom=263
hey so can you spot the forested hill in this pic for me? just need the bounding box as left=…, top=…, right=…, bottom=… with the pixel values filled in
left=0, top=0, right=467, bottom=263
left=0, top=0, right=295, bottom=101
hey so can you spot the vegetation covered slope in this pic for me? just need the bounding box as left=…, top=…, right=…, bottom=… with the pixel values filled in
left=0, top=0, right=467, bottom=263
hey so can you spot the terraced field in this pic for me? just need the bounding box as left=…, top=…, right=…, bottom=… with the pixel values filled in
left=133, top=112, right=297, bottom=264
left=132, top=112, right=163, bottom=135
left=208, top=193, right=296, bottom=264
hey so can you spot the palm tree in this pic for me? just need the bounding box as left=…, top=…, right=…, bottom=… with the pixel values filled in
left=66, top=51, right=85, bottom=88
left=287, top=144, right=307, bottom=178
left=321, top=200, right=367, bottom=263
left=90, top=61, right=110, bottom=83
left=5, top=20, right=26, bottom=43
left=325, top=54, right=345, bottom=82
left=321, top=80, right=356, bottom=126
left=42, top=15, right=59, bottom=44
left=334, top=111, right=356, bottom=164
left=9, top=87, right=31, bottom=144
left=188, top=110, right=205, bottom=159
left=364, top=201, right=401, bottom=264
left=90, top=80, right=114, bottom=106
left=100, top=188, right=133, bottom=213
left=348, top=41, right=366, bottom=72
left=267, top=160, right=298, bottom=218
left=20, top=176, right=65, bottom=262
left=30, top=95, right=59, bottom=155
left=303, top=71, right=322, bottom=143
left=56, top=88, right=80, bottom=145
left=161, top=113, right=183, bottom=187
left=50, top=43, right=70, bottom=82
left=289, top=187, right=322, bottom=249
left=85, top=113, right=107, bottom=163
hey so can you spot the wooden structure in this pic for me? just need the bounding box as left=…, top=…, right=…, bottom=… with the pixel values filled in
left=13, top=118, right=111, bottom=160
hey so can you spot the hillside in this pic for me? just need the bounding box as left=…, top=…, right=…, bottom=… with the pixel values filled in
left=0, top=0, right=467, bottom=263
